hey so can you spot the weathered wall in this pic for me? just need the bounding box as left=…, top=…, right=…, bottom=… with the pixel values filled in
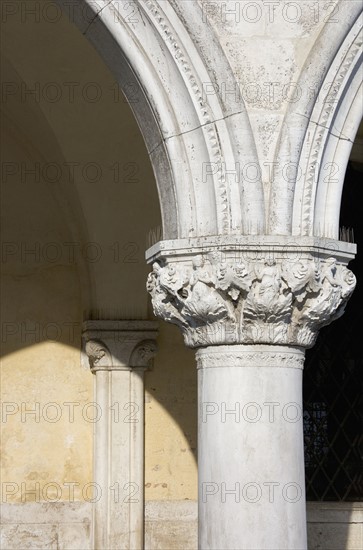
left=145, top=323, right=197, bottom=502
left=1, top=102, right=93, bottom=503
left=0, top=0, right=197, bottom=509
left=1, top=1, right=362, bottom=549
left=1, top=501, right=362, bottom=549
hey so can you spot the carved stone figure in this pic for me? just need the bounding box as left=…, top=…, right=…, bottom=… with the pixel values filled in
left=147, top=253, right=356, bottom=348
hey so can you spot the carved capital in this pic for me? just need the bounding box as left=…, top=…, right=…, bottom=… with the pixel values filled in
left=146, top=238, right=356, bottom=349
left=130, top=339, right=158, bottom=368
left=84, top=339, right=112, bottom=371
left=82, top=320, right=159, bottom=372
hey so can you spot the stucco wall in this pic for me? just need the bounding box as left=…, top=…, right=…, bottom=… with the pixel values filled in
left=1, top=0, right=197, bottom=508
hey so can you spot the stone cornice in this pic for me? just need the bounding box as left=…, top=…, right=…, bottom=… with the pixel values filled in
left=81, top=320, right=158, bottom=372
left=146, top=236, right=356, bottom=264
left=146, top=242, right=356, bottom=349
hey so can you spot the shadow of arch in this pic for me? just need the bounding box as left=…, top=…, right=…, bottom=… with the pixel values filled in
left=0, top=2, right=198, bottom=493
left=1, top=53, right=93, bottom=319
left=55, top=0, right=265, bottom=238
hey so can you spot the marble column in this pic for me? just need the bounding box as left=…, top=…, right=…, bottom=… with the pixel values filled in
left=197, top=345, right=306, bottom=550
left=146, top=236, right=356, bottom=550
left=82, top=320, right=158, bottom=550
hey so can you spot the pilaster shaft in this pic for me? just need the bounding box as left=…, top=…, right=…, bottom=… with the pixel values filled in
left=82, top=321, right=158, bottom=550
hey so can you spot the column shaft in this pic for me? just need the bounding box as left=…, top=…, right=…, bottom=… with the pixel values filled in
left=129, top=369, right=146, bottom=550
left=93, top=368, right=145, bottom=549
left=197, top=345, right=307, bottom=550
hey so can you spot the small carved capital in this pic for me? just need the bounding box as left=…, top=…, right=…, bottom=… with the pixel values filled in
left=146, top=245, right=356, bottom=349
left=82, top=320, right=159, bottom=372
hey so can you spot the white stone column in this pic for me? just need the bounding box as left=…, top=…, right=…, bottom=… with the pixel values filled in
left=82, top=321, right=158, bottom=550
left=197, top=345, right=306, bottom=550
left=146, top=236, right=356, bottom=550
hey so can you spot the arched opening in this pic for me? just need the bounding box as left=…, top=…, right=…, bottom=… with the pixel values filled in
left=1, top=6, right=198, bottom=548
left=303, top=118, right=363, bottom=548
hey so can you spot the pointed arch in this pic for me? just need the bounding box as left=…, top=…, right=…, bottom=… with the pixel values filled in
left=56, top=0, right=264, bottom=238
left=270, top=5, right=363, bottom=236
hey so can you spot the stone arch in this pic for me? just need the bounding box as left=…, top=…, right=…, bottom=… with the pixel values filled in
left=295, top=13, right=363, bottom=238
left=270, top=5, right=363, bottom=237
left=311, top=57, right=362, bottom=239
left=56, top=0, right=265, bottom=238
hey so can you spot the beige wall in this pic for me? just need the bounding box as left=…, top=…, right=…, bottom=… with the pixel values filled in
left=1, top=99, right=93, bottom=502
left=145, top=323, right=197, bottom=501
left=1, top=0, right=197, bottom=505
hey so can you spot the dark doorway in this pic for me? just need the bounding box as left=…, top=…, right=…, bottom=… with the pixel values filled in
left=303, top=162, right=363, bottom=501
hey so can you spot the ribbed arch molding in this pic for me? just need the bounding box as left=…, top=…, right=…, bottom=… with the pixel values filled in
left=56, top=0, right=264, bottom=239
left=272, top=4, right=363, bottom=237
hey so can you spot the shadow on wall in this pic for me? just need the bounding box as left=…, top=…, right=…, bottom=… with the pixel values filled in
left=144, top=322, right=198, bottom=501
left=0, top=7, right=197, bottom=511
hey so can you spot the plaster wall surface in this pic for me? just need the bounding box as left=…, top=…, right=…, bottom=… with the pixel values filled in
left=0, top=0, right=197, bottom=508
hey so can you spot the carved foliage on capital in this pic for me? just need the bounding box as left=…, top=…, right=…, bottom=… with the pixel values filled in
left=84, top=339, right=112, bottom=371
left=147, top=254, right=356, bottom=348
left=82, top=323, right=159, bottom=372
left=130, top=339, right=158, bottom=368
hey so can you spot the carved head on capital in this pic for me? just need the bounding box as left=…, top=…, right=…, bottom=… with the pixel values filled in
left=192, top=255, right=204, bottom=269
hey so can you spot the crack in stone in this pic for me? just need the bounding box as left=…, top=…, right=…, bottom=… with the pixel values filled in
left=83, top=0, right=114, bottom=35
left=149, top=110, right=353, bottom=159
left=297, top=112, right=354, bottom=143
left=147, top=109, right=247, bottom=156
left=163, top=109, right=247, bottom=142
left=148, top=140, right=164, bottom=156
